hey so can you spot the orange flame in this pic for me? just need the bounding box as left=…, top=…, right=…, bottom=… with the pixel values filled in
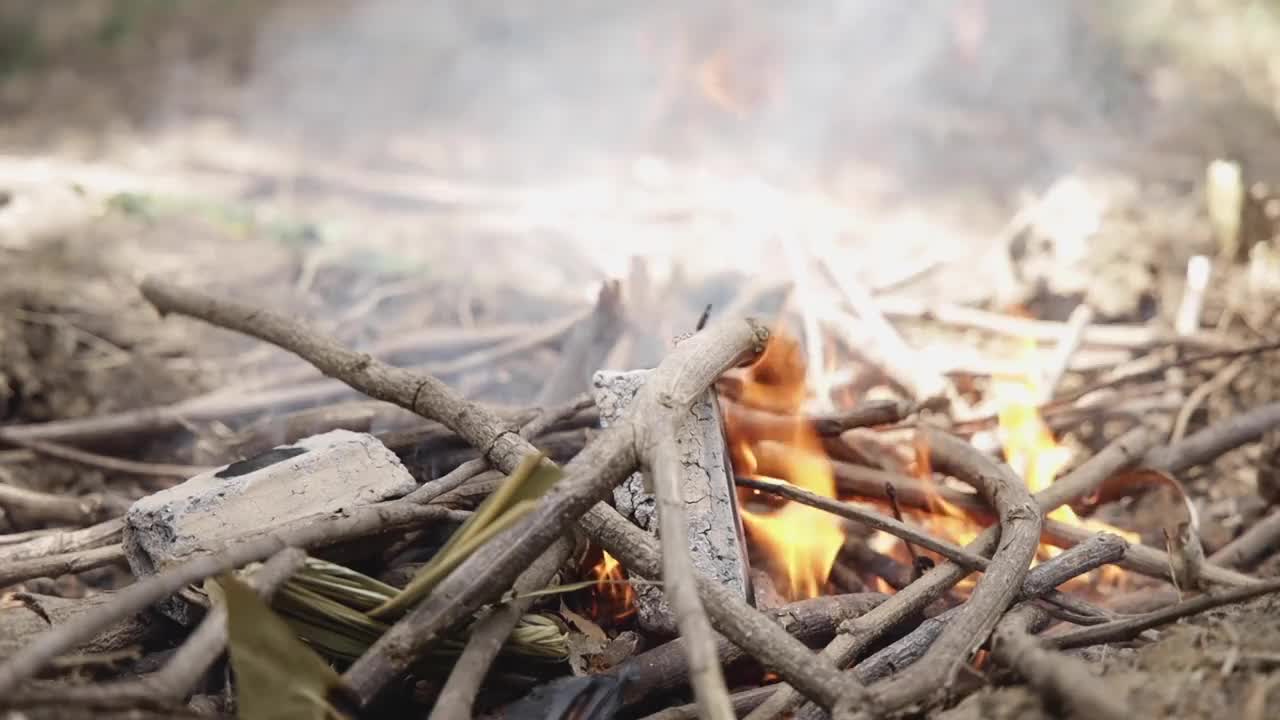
left=865, top=337, right=1138, bottom=596
left=724, top=333, right=845, bottom=601
left=590, top=551, right=636, bottom=623
left=993, top=339, right=1138, bottom=590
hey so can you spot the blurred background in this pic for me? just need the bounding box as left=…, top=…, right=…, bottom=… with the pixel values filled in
left=2, top=0, right=1280, bottom=408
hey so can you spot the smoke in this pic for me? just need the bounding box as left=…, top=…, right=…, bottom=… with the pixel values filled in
left=233, top=0, right=1139, bottom=190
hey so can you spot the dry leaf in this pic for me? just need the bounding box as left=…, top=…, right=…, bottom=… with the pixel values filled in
left=559, top=600, right=608, bottom=676
left=219, top=574, right=356, bottom=720
left=372, top=453, right=563, bottom=619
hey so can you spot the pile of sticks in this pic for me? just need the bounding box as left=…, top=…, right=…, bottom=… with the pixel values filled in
left=1, top=277, right=1279, bottom=720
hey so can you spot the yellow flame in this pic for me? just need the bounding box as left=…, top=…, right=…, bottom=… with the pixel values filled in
left=591, top=550, right=635, bottom=622
left=994, top=339, right=1139, bottom=590
left=725, top=333, right=845, bottom=601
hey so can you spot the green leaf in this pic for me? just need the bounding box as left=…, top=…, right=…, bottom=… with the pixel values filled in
left=218, top=574, right=355, bottom=720
left=369, top=452, right=563, bottom=620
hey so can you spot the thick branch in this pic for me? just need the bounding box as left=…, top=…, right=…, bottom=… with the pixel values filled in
left=651, top=423, right=734, bottom=718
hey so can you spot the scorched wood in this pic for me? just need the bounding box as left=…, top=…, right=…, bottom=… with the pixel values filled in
left=592, top=368, right=753, bottom=634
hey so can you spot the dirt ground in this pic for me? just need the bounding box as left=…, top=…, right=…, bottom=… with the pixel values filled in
left=4, top=1, right=1280, bottom=718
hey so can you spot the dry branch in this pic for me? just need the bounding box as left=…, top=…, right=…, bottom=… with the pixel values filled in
left=747, top=423, right=1156, bottom=720
left=847, top=533, right=1124, bottom=691
left=1, top=544, right=126, bottom=589
left=579, top=502, right=849, bottom=708
left=138, top=278, right=855, bottom=713
left=0, top=316, right=580, bottom=450
left=874, top=296, right=1231, bottom=350
left=0, top=502, right=466, bottom=694
left=991, top=605, right=1128, bottom=720
left=9, top=548, right=308, bottom=710
left=650, top=404, right=736, bottom=717
left=1051, top=576, right=1280, bottom=650
left=616, top=593, right=887, bottom=708
left=0, top=519, right=122, bottom=564
left=0, top=437, right=211, bottom=478
left=536, top=281, right=624, bottom=405
left=834, top=429, right=1041, bottom=718
left=718, top=397, right=912, bottom=437
left=1209, top=509, right=1280, bottom=569
left=1143, top=401, right=1280, bottom=473
left=0, top=481, right=125, bottom=527
left=430, top=538, right=572, bottom=720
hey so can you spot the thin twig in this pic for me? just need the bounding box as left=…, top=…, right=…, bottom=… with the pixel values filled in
left=735, top=476, right=985, bottom=571
left=748, top=423, right=1158, bottom=720
left=836, top=429, right=1041, bottom=717
left=0, top=502, right=465, bottom=694
left=0, top=519, right=123, bottom=565
left=140, top=278, right=852, bottom=711
left=10, top=548, right=308, bottom=708
left=430, top=538, right=571, bottom=720
left=1039, top=304, right=1094, bottom=399
left=882, top=484, right=923, bottom=577
left=1170, top=357, right=1247, bottom=443
left=1, top=544, right=126, bottom=589
left=0, top=481, right=124, bottom=527
left=1051, top=577, right=1280, bottom=650
left=0, top=436, right=213, bottom=478
left=405, top=458, right=490, bottom=505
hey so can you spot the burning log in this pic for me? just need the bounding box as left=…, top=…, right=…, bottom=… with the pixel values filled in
left=592, top=368, right=753, bottom=635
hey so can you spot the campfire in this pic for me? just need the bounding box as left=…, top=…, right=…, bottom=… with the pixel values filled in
left=6, top=3, right=1280, bottom=720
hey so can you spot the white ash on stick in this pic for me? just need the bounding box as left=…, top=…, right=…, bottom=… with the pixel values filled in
left=122, top=429, right=417, bottom=623
left=592, top=369, right=753, bottom=634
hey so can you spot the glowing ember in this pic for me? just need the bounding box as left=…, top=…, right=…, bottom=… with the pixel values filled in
left=724, top=333, right=845, bottom=601
left=590, top=550, right=636, bottom=623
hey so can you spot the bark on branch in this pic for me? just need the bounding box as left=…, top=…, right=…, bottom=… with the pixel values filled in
left=748, top=423, right=1155, bottom=720
left=141, top=279, right=845, bottom=713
